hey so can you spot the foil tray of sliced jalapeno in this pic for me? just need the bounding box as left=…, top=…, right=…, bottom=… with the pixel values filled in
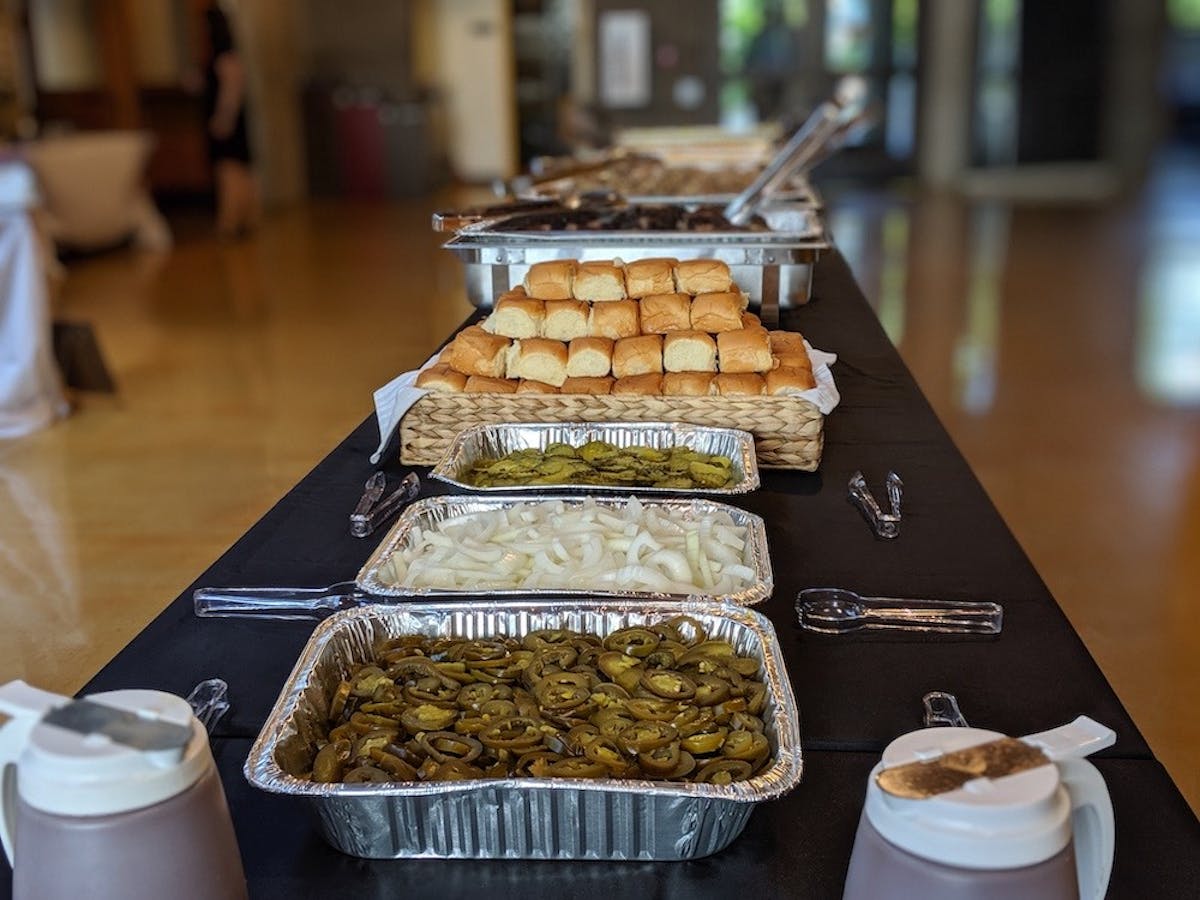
left=430, top=422, right=760, bottom=495
left=246, top=600, right=802, bottom=860
left=305, top=619, right=772, bottom=785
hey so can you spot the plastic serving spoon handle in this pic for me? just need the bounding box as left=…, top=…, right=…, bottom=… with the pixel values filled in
left=193, top=581, right=369, bottom=620
left=796, top=588, right=1003, bottom=634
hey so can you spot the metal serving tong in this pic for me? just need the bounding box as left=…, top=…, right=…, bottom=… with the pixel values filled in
left=848, top=470, right=903, bottom=539
left=350, top=471, right=420, bottom=538
left=923, top=691, right=969, bottom=728
left=724, top=75, right=870, bottom=225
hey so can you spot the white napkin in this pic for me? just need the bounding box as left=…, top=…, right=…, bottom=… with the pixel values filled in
left=370, top=353, right=438, bottom=464
left=370, top=344, right=841, bottom=463
left=789, top=342, right=840, bottom=414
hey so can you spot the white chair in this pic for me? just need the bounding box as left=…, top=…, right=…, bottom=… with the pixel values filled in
left=23, top=130, right=172, bottom=252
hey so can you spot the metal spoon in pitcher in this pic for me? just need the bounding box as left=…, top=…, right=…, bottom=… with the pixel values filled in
left=796, top=588, right=1003, bottom=635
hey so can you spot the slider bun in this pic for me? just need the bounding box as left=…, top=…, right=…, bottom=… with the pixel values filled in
left=674, top=259, right=732, bottom=295
left=561, top=375, right=614, bottom=394
left=662, top=372, right=715, bottom=396
left=624, top=257, right=678, bottom=298
left=717, top=327, right=773, bottom=374
left=713, top=373, right=765, bottom=396
left=445, top=325, right=511, bottom=377
left=573, top=261, right=626, bottom=301
left=588, top=299, right=640, bottom=339
left=768, top=330, right=807, bottom=354
left=483, top=296, right=546, bottom=339
left=542, top=299, right=590, bottom=341
left=505, top=338, right=569, bottom=386
left=638, top=293, right=692, bottom=334
left=496, top=286, right=527, bottom=302
left=415, top=363, right=467, bottom=392
left=773, top=350, right=812, bottom=370
left=464, top=375, right=519, bottom=393
left=690, top=292, right=745, bottom=333
left=566, top=337, right=614, bottom=378
left=612, top=334, right=663, bottom=379
left=766, top=366, right=816, bottom=394
left=741, top=311, right=762, bottom=330
left=612, top=373, right=663, bottom=396
left=524, top=260, right=576, bottom=300
left=516, top=379, right=560, bottom=394
left=663, top=330, right=717, bottom=373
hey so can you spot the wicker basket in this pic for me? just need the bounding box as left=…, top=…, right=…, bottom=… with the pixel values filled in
left=400, top=393, right=823, bottom=470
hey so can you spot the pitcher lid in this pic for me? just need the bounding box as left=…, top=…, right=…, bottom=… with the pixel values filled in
left=864, top=727, right=1073, bottom=870
left=12, top=688, right=211, bottom=817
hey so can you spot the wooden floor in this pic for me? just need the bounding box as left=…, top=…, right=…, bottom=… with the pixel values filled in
left=2, top=168, right=1197, bottom=812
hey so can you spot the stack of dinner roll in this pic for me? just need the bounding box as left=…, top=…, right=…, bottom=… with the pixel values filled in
left=416, top=258, right=817, bottom=397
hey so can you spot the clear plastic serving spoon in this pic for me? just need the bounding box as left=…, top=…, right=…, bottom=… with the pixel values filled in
left=796, top=588, right=1003, bottom=635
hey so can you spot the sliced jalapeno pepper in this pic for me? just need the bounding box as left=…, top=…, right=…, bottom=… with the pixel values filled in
left=603, top=628, right=661, bottom=658
left=328, top=681, right=352, bottom=721
left=619, top=720, right=678, bottom=755
left=640, top=670, right=697, bottom=701
left=681, top=725, right=729, bottom=756
left=745, top=682, right=768, bottom=716
left=692, top=674, right=731, bottom=706
left=368, top=748, right=417, bottom=780
left=417, top=731, right=484, bottom=764
left=583, top=737, right=627, bottom=772
left=456, top=682, right=495, bottom=710
left=343, top=764, right=390, bottom=783
left=350, top=666, right=392, bottom=698
left=625, top=697, right=680, bottom=721
left=479, top=699, right=519, bottom=719
left=695, top=759, right=753, bottom=785
left=479, top=716, right=544, bottom=751
left=597, top=651, right=642, bottom=680
left=721, top=729, right=770, bottom=764
left=728, top=711, right=765, bottom=733
left=430, top=760, right=485, bottom=781
left=637, top=740, right=682, bottom=775
left=399, top=704, right=458, bottom=735
left=514, top=750, right=562, bottom=776
left=546, top=758, right=608, bottom=779
left=311, top=740, right=351, bottom=783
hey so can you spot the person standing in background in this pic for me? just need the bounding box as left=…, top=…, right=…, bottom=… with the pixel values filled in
left=205, top=4, right=258, bottom=237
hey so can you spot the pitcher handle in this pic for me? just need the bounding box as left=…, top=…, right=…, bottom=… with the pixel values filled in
left=1057, top=758, right=1115, bottom=900
left=0, top=680, right=72, bottom=864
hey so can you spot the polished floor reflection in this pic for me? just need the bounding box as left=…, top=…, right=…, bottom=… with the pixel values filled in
left=1, top=162, right=1197, bottom=812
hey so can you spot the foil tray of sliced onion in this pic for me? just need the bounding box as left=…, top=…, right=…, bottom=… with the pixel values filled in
left=356, top=495, right=772, bottom=606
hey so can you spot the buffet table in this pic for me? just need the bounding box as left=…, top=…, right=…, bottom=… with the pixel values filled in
left=4, top=252, right=1197, bottom=898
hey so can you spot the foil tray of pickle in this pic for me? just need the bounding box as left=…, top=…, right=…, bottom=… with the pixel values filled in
left=244, top=599, right=803, bottom=860
left=430, top=421, right=760, bottom=496
left=355, top=494, right=773, bottom=607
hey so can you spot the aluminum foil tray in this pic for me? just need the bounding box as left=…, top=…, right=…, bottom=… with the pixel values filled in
left=244, top=599, right=803, bottom=859
left=430, top=421, right=760, bottom=496
left=356, top=494, right=773, bottom=606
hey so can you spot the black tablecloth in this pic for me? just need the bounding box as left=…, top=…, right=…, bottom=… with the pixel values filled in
left=197, top=739, right=1199, bottom=900
left=5, top=252, right=1196, bottom=898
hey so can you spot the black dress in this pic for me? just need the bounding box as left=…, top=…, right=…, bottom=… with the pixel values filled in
left=204, top=8, right=251, bottom=164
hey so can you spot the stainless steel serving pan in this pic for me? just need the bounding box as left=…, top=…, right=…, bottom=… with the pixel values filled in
left=430, top=421, right=760, bottom=496
left=244, top=599, right=803, bottom=860
left=440, top=201, right=827, bottom=325
left=358, top=494, right=773, bottom=607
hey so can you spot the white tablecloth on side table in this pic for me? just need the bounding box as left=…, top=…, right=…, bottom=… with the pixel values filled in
left=0, top=162, right=67, bottom=438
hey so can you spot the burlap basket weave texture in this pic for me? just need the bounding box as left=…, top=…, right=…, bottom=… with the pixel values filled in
left=400, top=393, right=823, bottom=470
